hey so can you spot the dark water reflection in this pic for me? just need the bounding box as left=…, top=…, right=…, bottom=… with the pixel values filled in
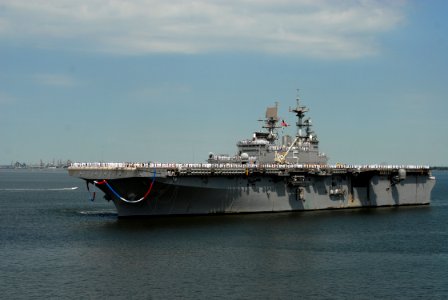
left=1, top=169, right=447, bottom=299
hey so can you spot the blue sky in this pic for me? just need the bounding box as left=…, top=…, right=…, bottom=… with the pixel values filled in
left=0, top=0, right=447, bottom=165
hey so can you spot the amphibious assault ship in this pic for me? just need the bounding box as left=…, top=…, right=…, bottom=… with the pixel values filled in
left=69, top=95, right=435, bottom=217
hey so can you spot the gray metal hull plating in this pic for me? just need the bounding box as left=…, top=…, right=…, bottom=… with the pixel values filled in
left=105, top=173, right=434, bottom=217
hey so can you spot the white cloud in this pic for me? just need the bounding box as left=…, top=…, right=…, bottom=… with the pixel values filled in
left=0, top=0, right=406, bottom=58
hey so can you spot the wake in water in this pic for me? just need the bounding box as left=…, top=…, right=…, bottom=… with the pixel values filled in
left=0, top=187, right=78, bottom=191
left=78, top=209, right=117, bottom=217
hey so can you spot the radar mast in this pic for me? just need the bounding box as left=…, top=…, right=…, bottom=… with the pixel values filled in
left=261, top=101, right=280, bottom=143
left=290, top=91, right=312, bottom=145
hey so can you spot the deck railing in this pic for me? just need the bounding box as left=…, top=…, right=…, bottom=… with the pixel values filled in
left=69, top=162, right=430, bottom=171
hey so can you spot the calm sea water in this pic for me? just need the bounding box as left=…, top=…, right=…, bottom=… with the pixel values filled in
left=1, top=169, right=447, bottom=299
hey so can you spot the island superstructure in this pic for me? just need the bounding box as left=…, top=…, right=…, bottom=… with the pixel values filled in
left=69, top=95, right=435, bottom=217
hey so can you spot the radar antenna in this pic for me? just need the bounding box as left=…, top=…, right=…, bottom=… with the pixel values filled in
left=260, top=102, right=281, bottom=143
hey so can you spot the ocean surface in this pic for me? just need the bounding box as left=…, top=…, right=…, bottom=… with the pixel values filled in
left=1, top=169, right=447, bottom=299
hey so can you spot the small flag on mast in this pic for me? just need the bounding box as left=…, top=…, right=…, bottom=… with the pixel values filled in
left=281, top=120, right=289, bottom=127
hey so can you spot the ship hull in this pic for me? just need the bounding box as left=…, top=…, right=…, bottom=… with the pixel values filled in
left=68, top=99, right=436, bottom=217
left=86, top=172, right=435, bottom=217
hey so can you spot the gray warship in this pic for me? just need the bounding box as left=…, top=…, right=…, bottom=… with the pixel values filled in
left=69, top=95, right=435, bottom=217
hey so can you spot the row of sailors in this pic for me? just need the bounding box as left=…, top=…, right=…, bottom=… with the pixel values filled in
left=70, top=162, right=430, bottom=170
left=334, top=164, right=431, bottom=170
left=71, top=162, right=148, bottom=168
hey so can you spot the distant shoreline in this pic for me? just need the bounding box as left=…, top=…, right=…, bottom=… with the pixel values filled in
left=0, top=166, right=68, bottom=170
left=431, top=167, right=448, bottom=171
